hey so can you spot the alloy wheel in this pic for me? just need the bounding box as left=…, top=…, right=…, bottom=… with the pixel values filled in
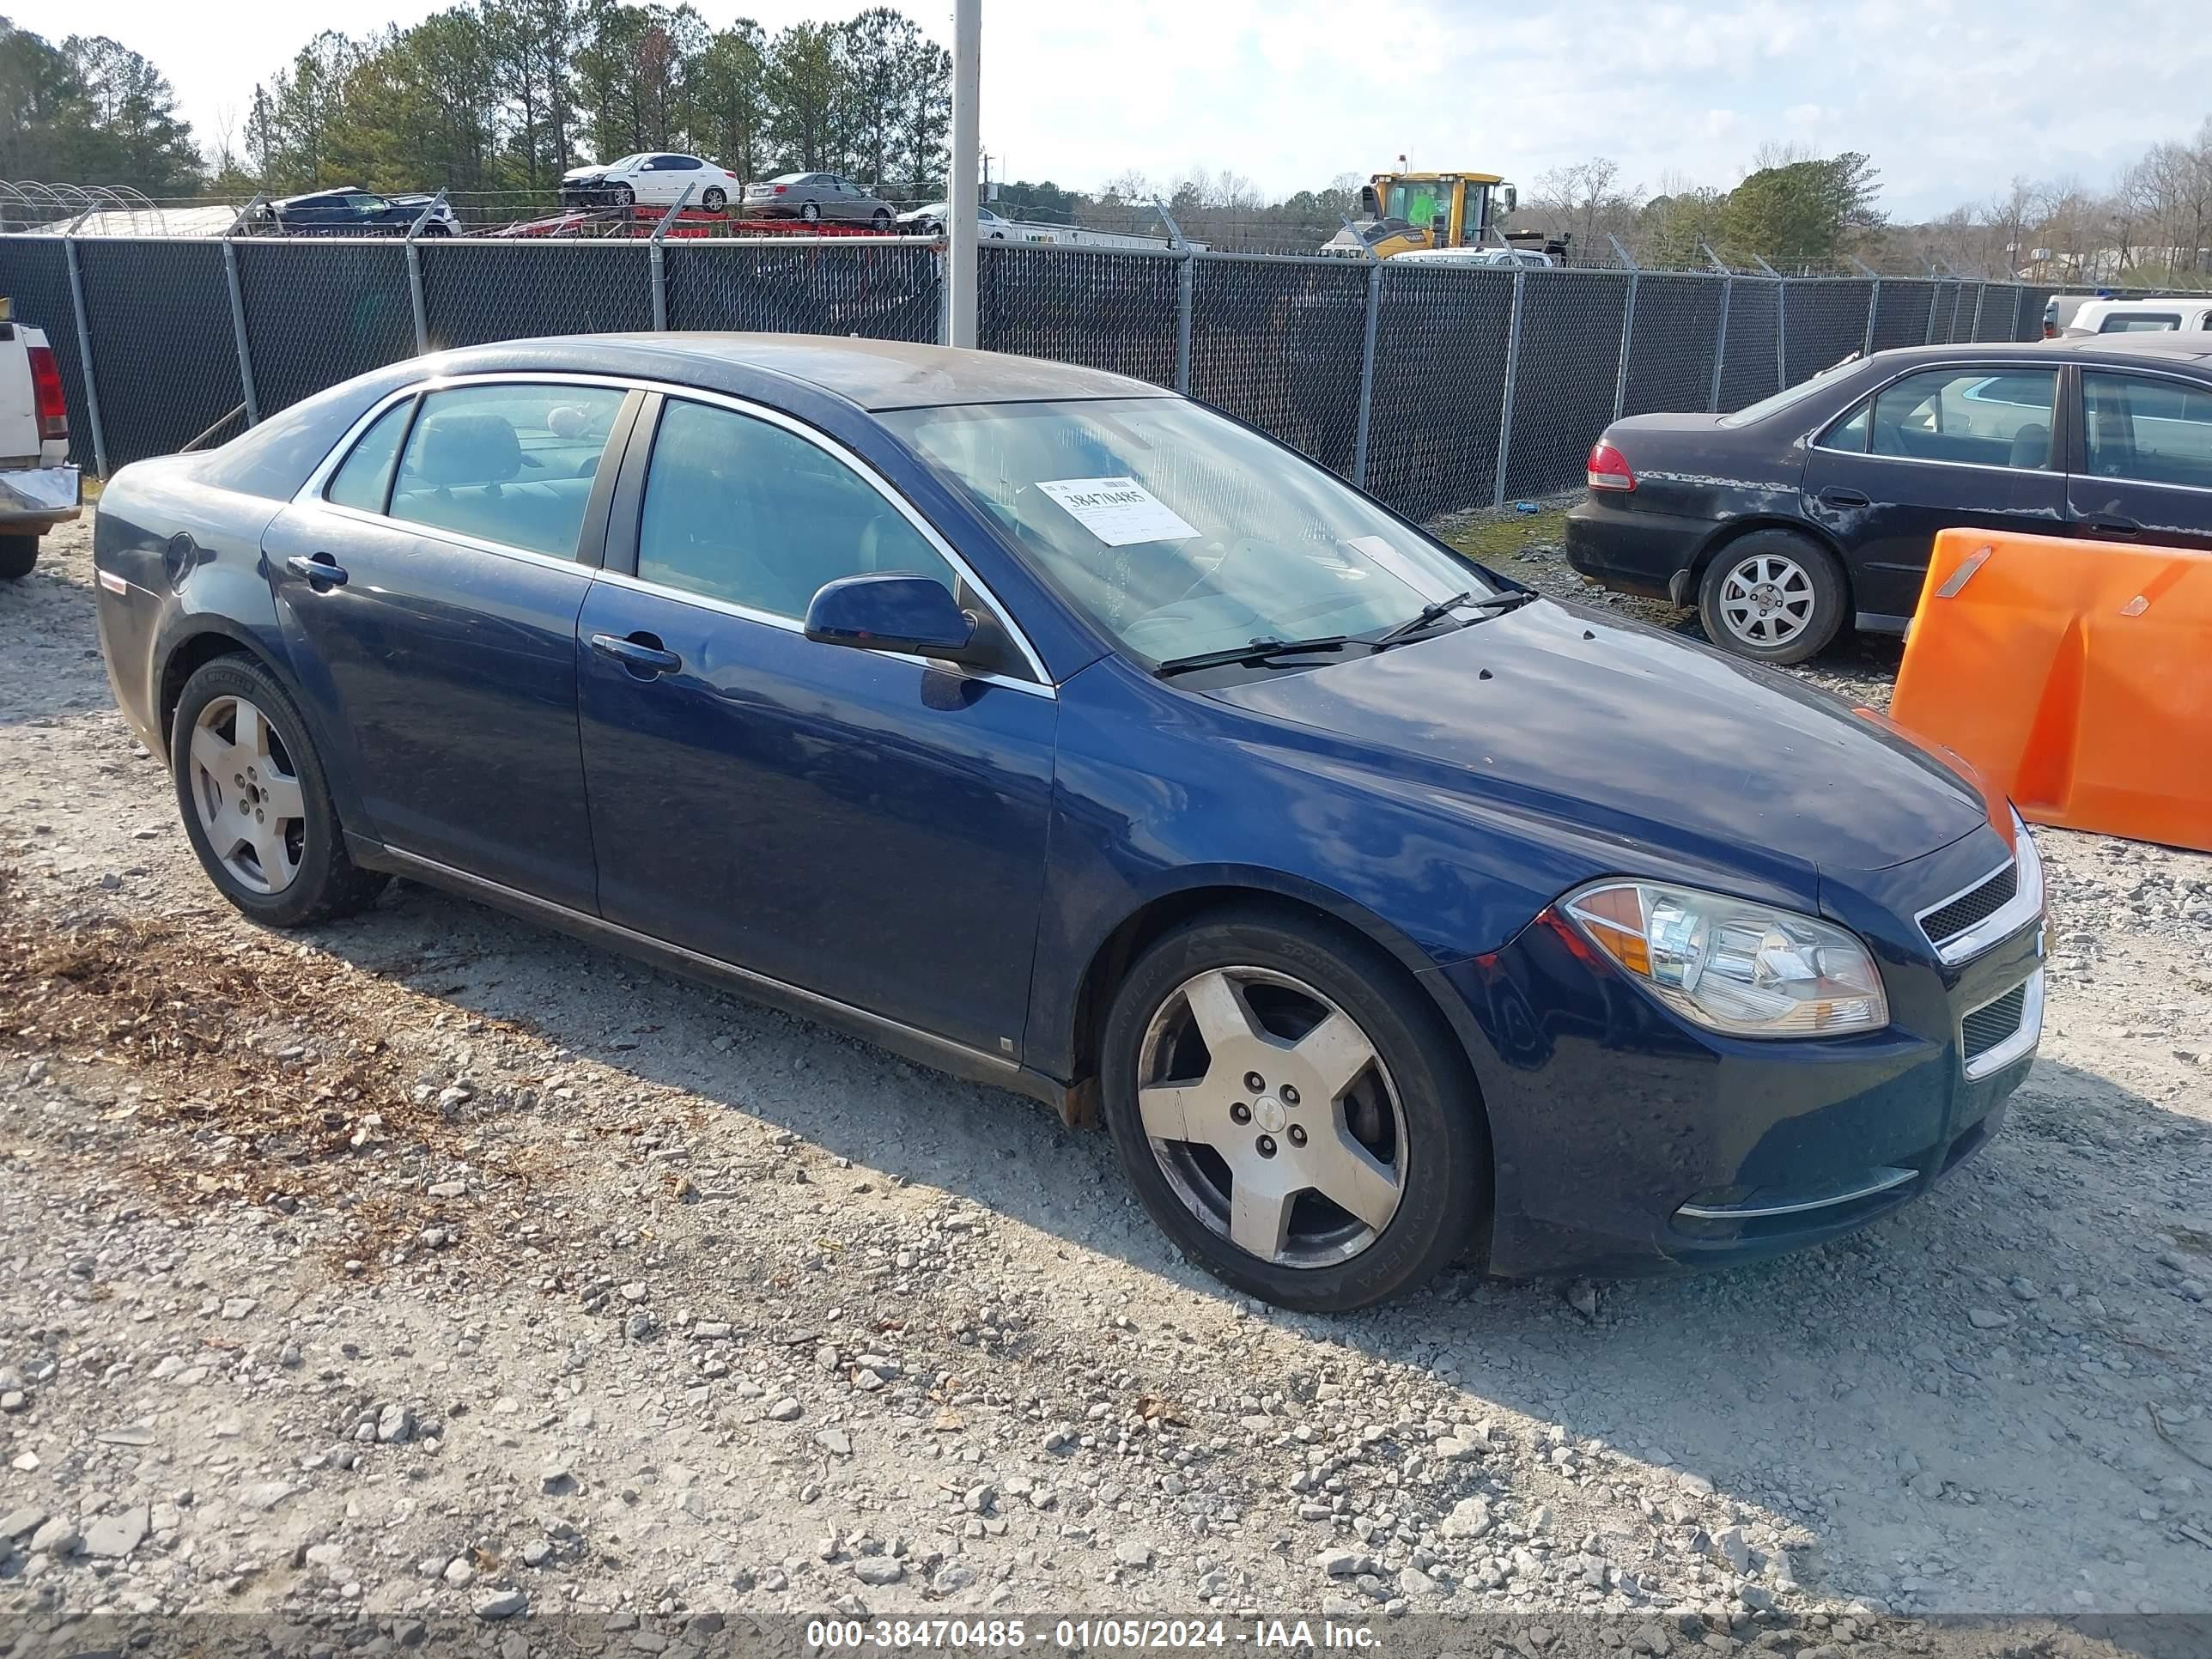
left=1717, top=552, right=1816, bottom=647
left=187, top=695, right=306, bottom=894
left=1136, top=966, right=1407, bottom=1268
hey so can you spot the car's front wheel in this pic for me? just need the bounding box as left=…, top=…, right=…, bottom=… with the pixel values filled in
left=0, top=534, right=38, bottom=580
left=1697, top=529, right=1847, bottom=664
left=613, top=184, right=635, bottom=208
left=171, top=655, right=387, bottom=927
left=1100, top=906, right=1488, bottom=1311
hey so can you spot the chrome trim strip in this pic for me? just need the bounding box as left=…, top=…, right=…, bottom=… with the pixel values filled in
left=1917, top=822, right=2045, bottom=965
left=375, top=846, right=1024, bottom=1076
left=289, top=370, right=1055, bottom=688
left=1962, top=967, right=2044, bottom=1080
left=1677, top=1165, right=1917, bottom=1221
left=586, top=566, right=1054, bottom=699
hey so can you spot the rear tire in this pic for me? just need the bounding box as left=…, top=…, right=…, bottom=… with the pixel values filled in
left=0, top=534, right=38, bottom=580
left=1099, top=904, right=1488, bottom=1312
left=871, top=207, right=891, bottom=231
left=701, top=185, right=726, bottom=212
left=800, top=203, right=822, bottom=225
left=170, top=655, right=387, bottom=928
left=1696, top=529, right=1847, bottom=665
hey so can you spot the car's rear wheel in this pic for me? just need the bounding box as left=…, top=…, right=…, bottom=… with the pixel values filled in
left=1100, top=906, right=1488, bottom=1311
left=171, top=656, right=386, bottom=927
left=0, top=534, right=38, bottom=580
left=871, top=207, right=891, bottom=231
left=1697, top=530, right=1847, bottom=664
left=800, top=203, right=822, bottom=224
left=701, top=185, right=726, bottom=212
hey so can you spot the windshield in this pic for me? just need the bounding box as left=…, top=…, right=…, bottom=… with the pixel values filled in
left=880, top=398, right=1499, bottom=667
left=1717, top=355, right=1864, bottom=428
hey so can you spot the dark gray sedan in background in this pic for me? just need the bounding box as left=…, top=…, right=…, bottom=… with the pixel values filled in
left=742, top=173, right=896, bottom=228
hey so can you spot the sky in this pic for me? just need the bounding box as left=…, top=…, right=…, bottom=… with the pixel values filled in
left=9, top=0, right=2211, bottom=219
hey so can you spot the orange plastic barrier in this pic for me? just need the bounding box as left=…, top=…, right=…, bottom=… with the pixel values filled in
left=1889, top=528, right=2212, bottom=854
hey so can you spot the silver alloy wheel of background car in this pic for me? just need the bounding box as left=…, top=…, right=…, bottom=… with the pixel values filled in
left=1717, top=550, right=1817, bottom=649
left=1136, top=966, right=1407, bottom=1268
left=187, top=695, right=306, bottom=895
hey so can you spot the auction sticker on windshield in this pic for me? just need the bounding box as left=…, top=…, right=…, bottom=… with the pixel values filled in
left=1037, top=477, right=1200, bottom=546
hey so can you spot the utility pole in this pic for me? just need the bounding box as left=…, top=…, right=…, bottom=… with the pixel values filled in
left=945, top=0, right=981, bottom=349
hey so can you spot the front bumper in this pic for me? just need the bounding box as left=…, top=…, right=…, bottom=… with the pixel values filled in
left=0, top=464, right=82, bottom=527
left=1562, top=495, right=1711, bottom=602
left=1436, top=822, right=2043, bottom=1278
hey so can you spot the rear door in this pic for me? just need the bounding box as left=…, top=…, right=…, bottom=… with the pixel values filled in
left=574, top=392, right=1057, bottom=1057
left=2067, top=367, right=2212, bottom=551
left=264, top=379, right=637, bottom=912
left=1802, top=363, right=2069, bottom=621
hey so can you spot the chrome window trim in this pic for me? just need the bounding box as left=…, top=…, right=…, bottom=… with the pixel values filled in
left=1961, top=968, right=2045, bottom=1081
left=1916, top=821, right=2045, bottom=965
left=291, top=369, right=1054, bottom=688
left=588, top=566, right=1054, bottom=700
left=1808, top=361, right=2062, bottom=471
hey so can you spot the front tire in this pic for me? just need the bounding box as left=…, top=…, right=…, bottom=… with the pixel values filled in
left=0, top=534, right=38, bottom=580
left=1100, top=906, right=1489, bottom=1311
left=1696, top=529, right=1847, bottom=664
left=170, top=655, right=386, bottom=927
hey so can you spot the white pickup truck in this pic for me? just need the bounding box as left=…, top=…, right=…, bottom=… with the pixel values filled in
left=0, top=295, right=82, bottom=580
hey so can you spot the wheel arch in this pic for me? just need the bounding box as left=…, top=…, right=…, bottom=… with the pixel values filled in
left=1687, top=515, right=1855, bottom=611
left=155, top=623, right=271, bottom=757
left=1056, top=869, right=1496, bottom=1127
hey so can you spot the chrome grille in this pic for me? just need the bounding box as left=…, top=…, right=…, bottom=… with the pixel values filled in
left=1921, top=863, right=2019, bottom=951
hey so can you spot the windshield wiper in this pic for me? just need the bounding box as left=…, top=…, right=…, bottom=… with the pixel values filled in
left=1153, top=635, right=1355, bottom=678
left=1370, top=589, right=1537, bottom=649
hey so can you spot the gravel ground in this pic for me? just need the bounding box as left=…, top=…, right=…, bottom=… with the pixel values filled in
left=2, top=513, right=2209, bottom=1657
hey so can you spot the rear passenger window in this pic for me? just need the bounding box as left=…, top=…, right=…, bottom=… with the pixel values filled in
left=2082, top=372, right=2212, bottom=489
left=635, top=398, right=957, bottom=619
left=325, top=399, right=413, bottom=513
left=1869, top=368, right=2056, bottom=469
left=388, top=384, right=625, bottom=558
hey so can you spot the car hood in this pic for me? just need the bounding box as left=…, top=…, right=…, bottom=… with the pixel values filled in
left=562, top=167, right=609, bottom=181
left=1201, top=599, right=1989, bottom=892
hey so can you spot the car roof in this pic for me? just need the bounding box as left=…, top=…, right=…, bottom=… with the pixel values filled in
left=416, top=334, right=1175, bottom=411
left=1873, top=335, right=2212, bottom=368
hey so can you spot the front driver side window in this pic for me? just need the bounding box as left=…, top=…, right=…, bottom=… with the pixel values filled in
left=635, top=398, right=958, bottom=621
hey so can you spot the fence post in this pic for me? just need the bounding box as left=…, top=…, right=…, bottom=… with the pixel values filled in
left=1711, top=275, right=1732, bottom=413
left=1924, top=267, right=1942, bottom=345
left=2012, top=284, right=2027, bottom=342
left=1157, top=198, right=1194, bottom=395
left=221, top=234, right=259, bottom=428
left=1608, top=235, right=1639, bottom=422
left=649, top=183, right=696, bottom=332
left=1775, top=279, right=1790, bottom=389
left=61, top=234, right=109, bottom=478
left=1968, top=282, right=1986, bottom=342
left=1352, top=259, right=1382, bottom=489
left=1848, top=256, right=1880, bottom=357
left=1492, top=267, right=1526, bottom=508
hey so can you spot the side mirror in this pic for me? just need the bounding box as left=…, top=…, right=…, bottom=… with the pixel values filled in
left=1499, top=184, right=1517, bottom=216
left=804, top=573, right=982, bottom=664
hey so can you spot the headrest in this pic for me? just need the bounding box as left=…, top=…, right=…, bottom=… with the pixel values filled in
left=413, top=411, right=520, bottom=487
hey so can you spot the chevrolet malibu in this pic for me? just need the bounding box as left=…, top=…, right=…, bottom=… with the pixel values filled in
left=91, top=337, right=2047, bottom=1311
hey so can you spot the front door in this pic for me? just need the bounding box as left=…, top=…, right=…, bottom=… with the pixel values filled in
left=1803, top=363, right=2069, bottom=621
left=265, top=380, right=632, bottom=912
left=575, top=394, right=1057, bottom=1058
left=2068, top=368, right=2212, bottom=552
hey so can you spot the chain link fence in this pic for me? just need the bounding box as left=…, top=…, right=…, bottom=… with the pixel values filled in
left=1, top=230, right=2050, bottom=514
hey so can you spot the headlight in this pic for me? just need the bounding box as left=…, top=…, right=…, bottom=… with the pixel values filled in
left=1562, top=879, right=1889, bottom=1038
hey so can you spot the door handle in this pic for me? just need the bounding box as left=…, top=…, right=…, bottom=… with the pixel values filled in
left=285, top=552, right=348, bottom=587
left=1818, top=487, right=1871, bottom=508
left=590, top=631, right=683, bottom=677
left=2083, top=517, right=2141, bottom=538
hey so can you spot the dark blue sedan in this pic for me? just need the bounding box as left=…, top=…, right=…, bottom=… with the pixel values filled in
left=90, top=337, right=2047, bottom=1310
